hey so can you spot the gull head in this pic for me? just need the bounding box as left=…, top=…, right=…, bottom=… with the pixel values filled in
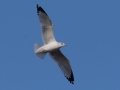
left=58, top=42, right=67, bottom=48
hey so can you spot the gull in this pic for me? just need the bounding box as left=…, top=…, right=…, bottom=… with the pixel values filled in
left=34, top=4, right=74, bottom=84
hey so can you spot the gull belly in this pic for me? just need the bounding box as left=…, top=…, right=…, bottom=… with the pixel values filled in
left=36, top=42, right=59, bottom=54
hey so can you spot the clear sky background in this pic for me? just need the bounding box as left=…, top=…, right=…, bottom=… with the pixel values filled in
left=0, top=0, right=120, bottom=90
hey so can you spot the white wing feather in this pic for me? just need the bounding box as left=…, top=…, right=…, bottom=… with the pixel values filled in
left=49, top=49, right=74, bottom=84
left=37, top=5, right=56, bottom=44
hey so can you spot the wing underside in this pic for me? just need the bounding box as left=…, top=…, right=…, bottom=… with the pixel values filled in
left=37, top=5, right=56, bottom=44
left=49, top=49, right=74, bottom=84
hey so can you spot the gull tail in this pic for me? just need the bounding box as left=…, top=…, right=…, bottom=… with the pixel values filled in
left=34, top=43, right=47, bottom=59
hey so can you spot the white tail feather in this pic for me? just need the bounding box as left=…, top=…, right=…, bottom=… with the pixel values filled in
left=36, top=52, right=47, bottom=59
left=34, top=43, right=47, bottom=59
left=34, top=43, right=42, bottom=52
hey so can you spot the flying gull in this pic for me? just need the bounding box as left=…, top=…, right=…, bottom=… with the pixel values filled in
left=34, top=4, right=74, bottom=84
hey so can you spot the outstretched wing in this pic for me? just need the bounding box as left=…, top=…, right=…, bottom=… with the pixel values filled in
left=37, top=4, right=56, bottom=44
left=49, top=49, right=74, bottom=84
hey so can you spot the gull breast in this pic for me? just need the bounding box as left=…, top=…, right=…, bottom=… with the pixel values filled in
left=44, top=42, right=59, bottom=52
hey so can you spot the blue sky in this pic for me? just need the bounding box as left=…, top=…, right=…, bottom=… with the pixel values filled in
left=0, top=0, right=120, bottom=90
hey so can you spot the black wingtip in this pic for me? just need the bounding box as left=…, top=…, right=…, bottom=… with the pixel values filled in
left=36, top=4, right=48, bottom=16
left=65, top=70, right=74, bottom=84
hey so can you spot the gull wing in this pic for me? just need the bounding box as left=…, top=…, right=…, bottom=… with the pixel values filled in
left=49, top=49, right=74, bottom=84
left=37, top=5, right=56, bottom=44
